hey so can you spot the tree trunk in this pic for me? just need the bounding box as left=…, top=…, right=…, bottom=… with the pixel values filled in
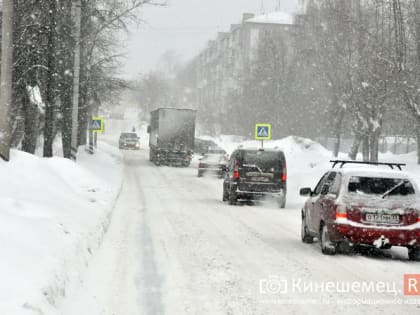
left=9, top=87, right=24, bottom=148
left=362, top=136, right=370, bottom=161
left=333, top=106, right=345, bottom=157
left=369, top=117, right=382, bottom=162
left=43, top=0, right=58, bottom=157
left=333, top=135, right=341, bottom=158
left=77, top=0, right=90, bottom=147
left=0, top=0, right=14, bottom=161
left=349, top=134, right=362, bottom=160
left=416, top=0, right=420, bottom=64
left=370, top=133, right=380, bottom=162
left=21, top=91, right=39, bottom=154
left=61, top=91, right=73, bottom=159
left=58, top=1, right=74, bottom=159
left=70, top=0, right=82, bottom=160
left=417, top=119, right=420, bottom=164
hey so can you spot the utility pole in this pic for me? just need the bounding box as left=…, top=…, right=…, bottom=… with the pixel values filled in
left=44, top=0, right=58, bottom=157
left=260, top=0, right=265, bottom=14
left=0, top=0, right=14, bottom=162
left=71, top=0, right=82, bottom=161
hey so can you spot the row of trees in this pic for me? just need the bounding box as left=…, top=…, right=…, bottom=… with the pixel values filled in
left=237, top=0, right=420, bottom=162
left=153, top=0, right=420, bottom=162
left=298, top=0, right=420, bottom=162
left=1, top=0, right=161, bottom=160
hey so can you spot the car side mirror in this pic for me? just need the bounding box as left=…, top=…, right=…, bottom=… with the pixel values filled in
left=300, top=187, right=312, bottom=196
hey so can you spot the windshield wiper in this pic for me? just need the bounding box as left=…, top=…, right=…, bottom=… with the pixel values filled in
left=381, top=180, right=407, bottom=199
left=243, top=164, right=263, bottom=173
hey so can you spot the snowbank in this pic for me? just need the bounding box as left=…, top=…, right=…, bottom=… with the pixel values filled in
left=208, top=135, right=420, bottom=209
left=0, top=143, right=123, bottom=314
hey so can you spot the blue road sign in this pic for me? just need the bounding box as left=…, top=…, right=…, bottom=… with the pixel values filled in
left=89, top=117, right=104, bottom=133
left=255, top=124, right=272, bottom=140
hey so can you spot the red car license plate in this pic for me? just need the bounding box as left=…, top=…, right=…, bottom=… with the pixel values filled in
left=365, top=213, right=399, bottom=224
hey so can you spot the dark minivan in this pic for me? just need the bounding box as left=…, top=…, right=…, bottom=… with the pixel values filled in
left=223, top=147, right=287, bottom=208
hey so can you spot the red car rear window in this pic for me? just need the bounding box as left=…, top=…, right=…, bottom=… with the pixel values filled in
left=348, top=176, right=415, bottom=196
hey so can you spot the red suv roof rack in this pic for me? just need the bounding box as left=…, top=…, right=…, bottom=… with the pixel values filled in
left=330, top=160, right=406, bottom=171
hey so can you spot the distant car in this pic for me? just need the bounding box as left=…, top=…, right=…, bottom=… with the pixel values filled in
left=300, top=160, right=420, bottom=261
left=119, top=132, right=140, bottom=150
left=223, top=147, right=287, bottom=208
left=198, top=149, right=228, bottom=178
left=194, top=138, right=219, bottom=154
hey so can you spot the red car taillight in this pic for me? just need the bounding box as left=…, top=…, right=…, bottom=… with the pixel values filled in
left=281, top=162, right=287, bottom=182
left=233, top=160, right=240, bottom=179
left=334, top=204, right=347, bottom=220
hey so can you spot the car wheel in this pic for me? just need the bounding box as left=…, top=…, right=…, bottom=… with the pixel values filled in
left=320, top=224, right=337, bottom=255
left=277, top=195, right=286, bottom=209
left=301, top=212, right=314, bottom=244
left=222, top=188, right=229, bottom=202
left=408, top=247, right=420, bottom=261
left=198, top=171, right=203, bottom=177
left=229, top=189, right=237, bottom=205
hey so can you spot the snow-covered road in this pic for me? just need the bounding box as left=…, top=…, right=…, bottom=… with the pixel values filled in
left=60, top=148, right=420, bottom=315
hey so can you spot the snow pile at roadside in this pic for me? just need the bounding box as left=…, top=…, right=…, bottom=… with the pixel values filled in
left=209, top=135, right=420, bottom=208
left=0, top=144, right=123, bottom=315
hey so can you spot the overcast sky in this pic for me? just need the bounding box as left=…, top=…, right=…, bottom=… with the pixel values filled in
left=122, top=0, right=299, bottom=79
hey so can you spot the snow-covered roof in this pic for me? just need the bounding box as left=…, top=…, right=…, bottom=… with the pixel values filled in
left=333, top=166, right=411, bottom=179
left=245, top=11, right=295, bottom=25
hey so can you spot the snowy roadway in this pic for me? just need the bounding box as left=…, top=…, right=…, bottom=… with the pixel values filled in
left=60, top=148, right=420, bottom=315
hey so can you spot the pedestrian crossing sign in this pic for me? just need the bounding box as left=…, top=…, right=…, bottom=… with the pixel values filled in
left=255, top=124, right=271, bottom=140
left=90, top=117, right=104, bottom=133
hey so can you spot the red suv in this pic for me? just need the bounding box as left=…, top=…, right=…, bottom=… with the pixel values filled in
left=300, top=160, right=420, bottom=261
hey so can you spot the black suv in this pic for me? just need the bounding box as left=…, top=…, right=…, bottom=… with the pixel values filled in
left=222, top=148, right=287, bottom=208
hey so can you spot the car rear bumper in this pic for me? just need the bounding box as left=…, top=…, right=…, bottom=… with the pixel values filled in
left=120, top=143, right=139, bottom=149
left=155, top=151, right=192, bottom=164
left=235, top=187, right=286, bottom=200
left=198, top=166, right=224, bottom=173
left=331, top=220, right=420, bottom=247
